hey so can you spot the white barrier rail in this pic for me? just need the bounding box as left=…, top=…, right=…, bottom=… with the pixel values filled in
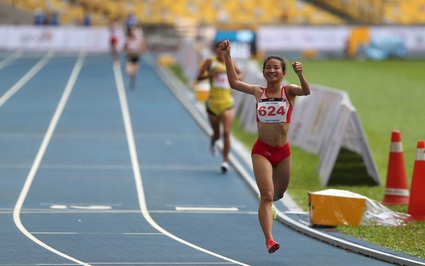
left=0, top=25, right=125, bottom=52
left=2, top=25, right=425, bottom=59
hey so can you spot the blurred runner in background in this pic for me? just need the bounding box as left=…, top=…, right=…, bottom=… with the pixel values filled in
left=196, top=41, right=243, bottom=173
left=124, top=25, right=146, bottom=89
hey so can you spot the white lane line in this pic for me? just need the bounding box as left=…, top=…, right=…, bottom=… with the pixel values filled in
left=0, top=50, right=22, bottom=70
left=31, top=232, right=78, bottom=235
left=113, top=61, right=249, bottom=266
left=0, top=163, right=216, bottom=170
left=30, top=232, right=162, bottom=236
left=0, top=51, right=53, bottom=107
left=69, top=205, right=112, bottom=210
left=2, top=208, right=256, bottom=215
left=176, top=207, right=239, bottom=212
left=83, top=262, right=234, bottom=265
left=123, top=233, right=163, bottom=235
left=12, top=53, right=91, bottom=266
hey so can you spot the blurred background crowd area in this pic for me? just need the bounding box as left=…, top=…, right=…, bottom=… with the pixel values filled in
left=1, top=0, right=425, bottom=28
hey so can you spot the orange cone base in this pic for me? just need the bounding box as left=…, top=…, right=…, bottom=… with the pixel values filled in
left=407, top=140, right=425, bottom=220
left=382, top=195, right=409, bottom=205
left=407, top=214, right=425, bottom=222
left=382, top=131, right=410, bottom=206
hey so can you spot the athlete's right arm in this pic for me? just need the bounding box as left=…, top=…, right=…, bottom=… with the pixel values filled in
left=220, top=40, right=258, bottom=96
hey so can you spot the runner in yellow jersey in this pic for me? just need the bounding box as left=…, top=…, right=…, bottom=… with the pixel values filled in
left=197, top=41, right=243, bottom=173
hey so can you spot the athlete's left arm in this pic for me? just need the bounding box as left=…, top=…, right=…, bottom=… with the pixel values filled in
left=233, top=60, right=243, bottom=80
left=286, top=61, right=310, bottom=98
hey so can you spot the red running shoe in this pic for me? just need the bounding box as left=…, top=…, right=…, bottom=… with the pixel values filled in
left=267, top=239, right=280, bottom=254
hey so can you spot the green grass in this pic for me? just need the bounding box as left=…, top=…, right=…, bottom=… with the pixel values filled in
left=337, top=221, right=425, bottom=259
left=169, top=59, right=425, bottom=260
left=287, top=59, right=425, bottom=186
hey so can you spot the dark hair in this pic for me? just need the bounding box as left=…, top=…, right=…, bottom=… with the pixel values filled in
left=262, top=56, right=287, bottom=72
left=213, top=41, right=222, bottom=49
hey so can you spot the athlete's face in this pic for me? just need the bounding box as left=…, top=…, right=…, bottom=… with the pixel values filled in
left=215, top=45, right=224, bottom=60
left=263, top=58, right=285, bottom=82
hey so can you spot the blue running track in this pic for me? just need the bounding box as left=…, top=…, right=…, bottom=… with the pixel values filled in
left=0, top=51, right=423, bottom=266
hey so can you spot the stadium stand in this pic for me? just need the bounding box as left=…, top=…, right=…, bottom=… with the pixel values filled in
left=381, top=0, right=425, bottom=25
left=0, top=0, right=33, bottom=24
left=0, top=0, right=346, bottom=26
left=1, top=0, right=424, bottom=26
left=308, top=0, right=425, bottom=25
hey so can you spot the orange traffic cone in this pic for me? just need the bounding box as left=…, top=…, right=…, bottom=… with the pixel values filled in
left=382, top=130, right=410, bottom=205
left=407, top=140, right=425, bottom=220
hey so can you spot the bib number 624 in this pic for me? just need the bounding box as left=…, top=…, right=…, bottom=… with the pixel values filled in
left=258, top=105, right=285, bottom=116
